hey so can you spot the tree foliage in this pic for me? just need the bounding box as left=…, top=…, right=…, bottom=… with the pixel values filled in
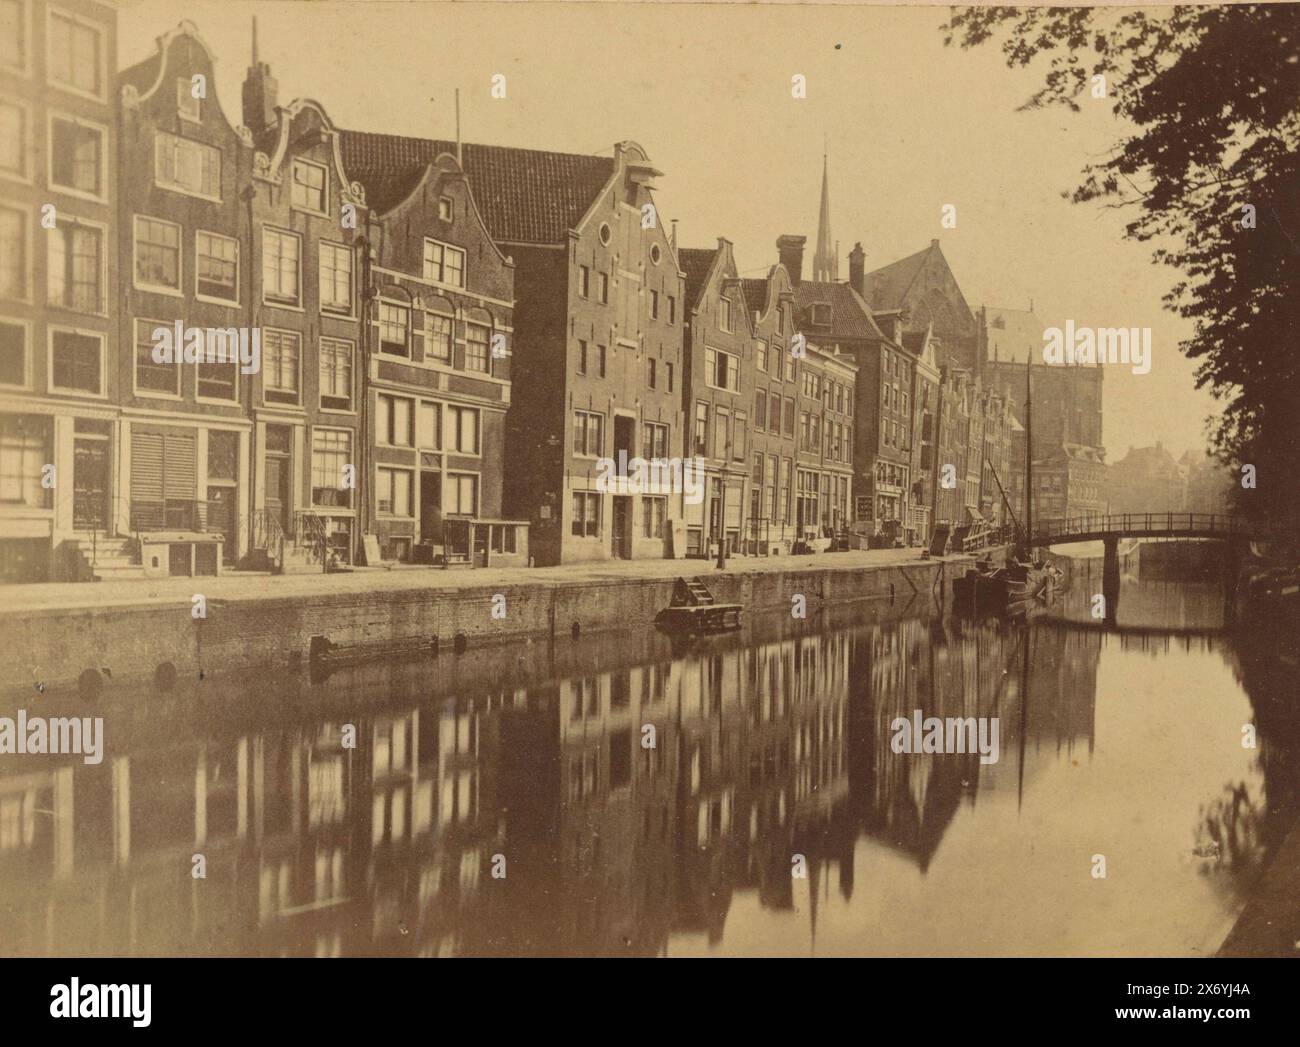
left=944, top=5, right=1300, bottom=530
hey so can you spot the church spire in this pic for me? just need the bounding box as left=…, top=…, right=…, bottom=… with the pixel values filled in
left=813, top=150, right=837, bottom=282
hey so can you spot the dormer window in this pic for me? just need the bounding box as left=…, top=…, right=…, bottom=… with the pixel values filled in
left=438, top=196, right=453, bottom=221
left=177, top=78, right=200, bottom=122
left=811, top=302, right=831, bottom=327
left=720, top=297, right=732, bottom=333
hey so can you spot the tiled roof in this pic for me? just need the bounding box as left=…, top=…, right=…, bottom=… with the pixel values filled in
left=677, top=248, right=718, bottom=310
left=339, top=130, right=615, bottom=243
left=740, top=278, right=771, bottom=317
left=793, top=281, right=887, bottom=342
left=120, top=52, right=161, bottom=95
left=864, top=242, right=936, bottom=312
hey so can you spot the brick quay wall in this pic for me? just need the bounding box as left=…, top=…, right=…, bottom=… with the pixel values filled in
left=0, top=553, right=995, bottom=697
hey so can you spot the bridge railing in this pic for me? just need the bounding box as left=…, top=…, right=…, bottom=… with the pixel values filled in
left=1028, top=512, right=1255, bottom=543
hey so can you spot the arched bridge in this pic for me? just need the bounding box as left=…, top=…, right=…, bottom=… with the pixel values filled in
left=1026, top=512, right=1262, bottom=547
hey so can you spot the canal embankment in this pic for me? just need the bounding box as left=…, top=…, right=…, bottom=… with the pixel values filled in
left=0, top=548, right=994, bottom=696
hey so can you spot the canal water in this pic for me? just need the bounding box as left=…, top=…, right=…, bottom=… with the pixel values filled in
left=1, top=554, right=1296, bottom=957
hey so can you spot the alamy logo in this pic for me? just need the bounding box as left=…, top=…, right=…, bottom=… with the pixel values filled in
left=152, top=321, right=262, bottom=375
left=0, top=710, right=103, bottom=765
left=1042, top=320, right=1151, bottom=375
left=595, top=453, right=706, bottom=505
left=890, top=710, right=1000, bottom=765
left=50, top=979, right=151, bottom=1027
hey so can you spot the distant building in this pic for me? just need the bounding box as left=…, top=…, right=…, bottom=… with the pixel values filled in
left=1107, top=442, right=1185, bottom=516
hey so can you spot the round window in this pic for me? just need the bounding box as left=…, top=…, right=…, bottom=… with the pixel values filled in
left=599, top=222, right=612, bottom=246
left=650, top=243, right=662, bottom=265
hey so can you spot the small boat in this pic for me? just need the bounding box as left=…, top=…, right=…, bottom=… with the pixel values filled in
left=953, top=557, right=1056, bottom=615
left=655, top=578, right=743, bottom=635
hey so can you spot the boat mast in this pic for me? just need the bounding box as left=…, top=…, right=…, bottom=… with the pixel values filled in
left=1023, top=358, right=1033, bottom=560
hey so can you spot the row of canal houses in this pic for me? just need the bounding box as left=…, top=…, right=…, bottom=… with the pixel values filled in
left=0, top=7, right=1019, bottom=582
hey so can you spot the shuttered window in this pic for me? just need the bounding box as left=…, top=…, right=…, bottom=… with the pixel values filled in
left=131, top=429, right=196, bottom=529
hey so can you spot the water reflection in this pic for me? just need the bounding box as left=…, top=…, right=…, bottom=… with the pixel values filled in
left=1, top=570, right=1295, bottom=957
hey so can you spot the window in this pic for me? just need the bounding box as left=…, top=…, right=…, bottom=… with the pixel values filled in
left=0, top=206, right=26, bottom=299
left=571, top=492, right=600, bottom=537
left=572, top=410, right=603, bottom=457
left=668, top=296, right=676, bottom=324
left=378, top=394, right=413, bottom=446
left=319, top=338, right=353, bottom=410
left=290, top=158, right=327, bottom=214
left=48, top=10, right=101, bottom=97
left=578, top=265, right=589, bottom=298
left=133, top=216, right=180, bottom=292
left=263, top=329, right=300, bottom=404
left=50, top=328, right=101, bottom=394
left=378, top=302, right=409, bottom=355
left=423, top=239, right=465, bottom=287
left=666, top=361, right=674, bottom=393
left=595, top=344, right=607, bottom=379
left=1, top=0, right=26, bottom=73
left=49, top=116, right=101, bottom=197
left=650, top=289, right=659, bottom=319
left=262, top=228, right=301, bottom=306
left=438, top=196, right=453, bottom=221
left=154, top=131, right=220, bottom=199
left=176, top=77, right=200, bottom=121
left=319, top=242, right=352, bottom=314
left=196, top=230, right=238, bottom=302
left=756, top=338, right=768, bottom=373
left=642, top=496, right=666, bottom=538
left=47, top=219, right=101, bottom=312
left=465, top=322, right=490, bottom=373
left=377, top=467, right=413, bottom=516
left=417, top=402, right=441, bottom=448
left=734, top=412, right=747, bottom=461
left=647, top=356, right=656, bottom=390
left=576, top=339, right=587, bottom=376
left=311, top=429, right=351, bottom=507
left=783, top=397, right=795, bottom=438
left=693, top=402, right=709, bottom=456
left=197, top=352, right=236, bottom=401
left=770, top=393, right=781, bottom=433
left=598, top=222, right=612, bottom=245
left=425, top=312, right=453, bottom=362
left=446, top=473, right=478, bottom=516
left=597, top=272, right=609, bottom=304
left=705, top=347, right=739, bottom=391
left=713, top=408, right=728, bottom=460
left=720, top=297, right=732, bottom=332
left=754, top=390, right=767, bottom=430
left=0, top=102, right=24, bottom=177
left=450, top=405, right=480, bottom=454
left=0, top=320, right=25, bottom=386
left=0, top=414, right=51, bottom=508
left=134, top=318, right=177, bottom=395
left=641, top=421, right=668, bottom=460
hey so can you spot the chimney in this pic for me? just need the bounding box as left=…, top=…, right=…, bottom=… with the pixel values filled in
left=777, top=234, right=806, bottom=287
left=242, top=16, right=279, bottom=135
left=849, top=242, right=865, bottom=297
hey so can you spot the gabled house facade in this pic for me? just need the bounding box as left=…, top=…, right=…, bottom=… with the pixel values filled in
left=679, top=239, right=755, bottom=558
left=354, top=150, right=523, bottom=566
left=740, top=263, right=801, bottom=553
left=116, top=22, right=255, bottom=572
left=240, top=62, right=369, bottom=569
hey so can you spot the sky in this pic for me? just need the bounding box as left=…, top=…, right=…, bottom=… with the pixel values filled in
left=117, top=0, right=1223, bottom=460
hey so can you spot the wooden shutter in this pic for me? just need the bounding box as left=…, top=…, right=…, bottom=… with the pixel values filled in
left=164, top=432, right=196, bottom=499
left=131, top=431, right=164, bottom=502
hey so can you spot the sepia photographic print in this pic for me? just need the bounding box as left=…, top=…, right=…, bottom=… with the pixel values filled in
left=0, top=0, right=1298, bottom=1015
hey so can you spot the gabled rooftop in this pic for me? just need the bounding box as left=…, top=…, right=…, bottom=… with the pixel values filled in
left=339, top=130, right=615, bottom=243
